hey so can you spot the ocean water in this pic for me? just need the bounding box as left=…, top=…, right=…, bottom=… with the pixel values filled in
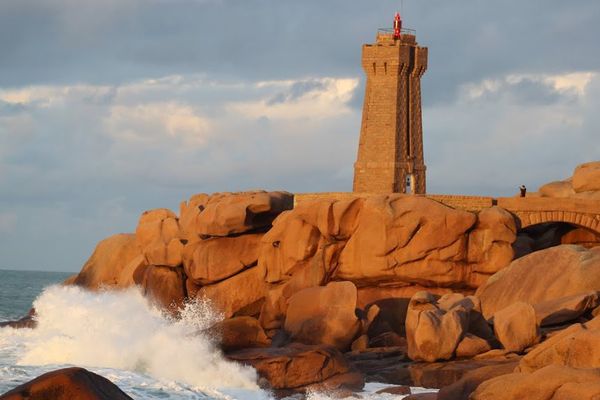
left=0, top=269, right=436, bottom=399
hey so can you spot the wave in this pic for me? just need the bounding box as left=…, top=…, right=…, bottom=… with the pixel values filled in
left=0, top=285, right=436, bottom=399
left=0, top=285, right=265, bottom=398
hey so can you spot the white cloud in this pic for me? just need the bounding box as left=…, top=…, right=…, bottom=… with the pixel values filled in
left=229, top=78, right=359, bottom=120
left=424, top=71, right=600, bottom=195
left=545, top=72, right=595, bottom=96
left=464, top=71, right=596, bottom=100
left=105, top=102, right=211, bottom=147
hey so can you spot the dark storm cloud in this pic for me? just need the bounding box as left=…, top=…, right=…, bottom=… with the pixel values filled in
left=2, top=0, right=599, bottom=91
left=267, top=80, right=327, bottom=105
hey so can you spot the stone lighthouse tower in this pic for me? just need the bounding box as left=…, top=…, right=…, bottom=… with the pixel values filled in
left=353, top=14, right=428, bottom=194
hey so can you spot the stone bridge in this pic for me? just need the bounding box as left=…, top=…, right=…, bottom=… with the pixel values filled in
left=496, top=197, right=600, bottom=234
left=294, top=193, right=600, bottom=235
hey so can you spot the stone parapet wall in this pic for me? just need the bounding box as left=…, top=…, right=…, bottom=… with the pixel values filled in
left=294, top=192, right=494, bottom=212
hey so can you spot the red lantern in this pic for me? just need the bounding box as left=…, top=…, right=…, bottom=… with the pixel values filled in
left=393, top=12, right=402, bottom=39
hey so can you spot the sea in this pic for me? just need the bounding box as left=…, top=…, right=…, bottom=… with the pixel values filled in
left=0, top=269, right=437, bottom=399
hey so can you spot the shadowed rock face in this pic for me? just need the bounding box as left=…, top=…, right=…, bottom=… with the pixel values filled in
left=180, top=191, right=294, bottom=238
left=0, top=367, right=133, bottom=400
left=133, top=264, right=186, bottom=314
left=518, top=316, right=600, bottom=373
left=284, top=281, right=361, bottom=350
left=226, top=343, right=364, bottom=391
left=476, top=245, right=600, bottom=319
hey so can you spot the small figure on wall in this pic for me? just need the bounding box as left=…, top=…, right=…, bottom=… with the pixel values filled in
left=519, top=185, right=527, bottom=197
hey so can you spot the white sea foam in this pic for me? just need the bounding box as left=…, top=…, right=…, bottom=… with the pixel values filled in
left=0, top=285, right=265, bottom=399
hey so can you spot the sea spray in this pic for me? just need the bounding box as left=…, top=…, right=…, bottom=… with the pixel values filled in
left=4, top=285, right=261, bottom=394
left=0, top=284, right=439, bottom=399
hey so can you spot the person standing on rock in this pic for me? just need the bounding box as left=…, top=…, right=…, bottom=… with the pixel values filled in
left=520, top=185, right=527, bottom=197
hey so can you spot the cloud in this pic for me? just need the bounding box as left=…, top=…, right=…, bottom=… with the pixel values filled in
left=106, top=102, right=211, bottom=147
left=424, top=71, right=600, bottom=195
left=463, top=72, right=596, bottom=105
left=230, top=78, right=358, bottom=120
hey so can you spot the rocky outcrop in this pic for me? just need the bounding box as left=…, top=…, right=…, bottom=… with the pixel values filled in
left=476, top=245, right=600, bottom=319
left=133, top=265, right=186, bottom=313
left=210, top=316, right=270, bottom=352
left=284, top=281, right=361, bottom=350
left=405, top=292, right=469, bottom=362
left=198, top=264, right=268, bottom=318
left=492, top=302, right=540, bottom=353
left=533, top=291, right=599, bottom=326
left=518, top=317, right=600, bottom=373
left=467, top=207, right=516, bottom=278
left=0, top=308, right=36, bottom=329
left=226, top=343, right=363, bottom=391
left=74, top=233, right=143, bottom=289
left=561, top=227, right=600, bottom=248
left=258, top=195, right=516, bottom=336
left=573, top=161, right=600, bottom=193
left=135, top=208, right=183, bottom=267
left=406, top=292, right=495, bottom=362
left=0, top=367, right=133, bottom=400
left=471, top=364, right=600, bottom=400
left=183, top=234, right=262, bottom=285
left=437, top=361, right=519, bottom=400
left=539, top=179, right=576, bottom=198
left=180, top=191, right=293, bottom=238
left=538, top=161, right=600, bottom=200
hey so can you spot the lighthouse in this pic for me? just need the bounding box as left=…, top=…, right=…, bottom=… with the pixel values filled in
left=353, top=14, right=428, bottom=194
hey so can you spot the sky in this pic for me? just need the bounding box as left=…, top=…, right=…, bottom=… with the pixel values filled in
left=1, top=0, right=600, bottom=272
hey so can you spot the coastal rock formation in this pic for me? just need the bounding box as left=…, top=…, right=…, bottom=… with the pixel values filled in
left=492, top=302, right=539, bottom=353
left=197, top=264, right=268, bottom=318
left=405, top=292, right=469, bottom=362
left=135, top=208, right=183, bottom=267
left=533, top=291, right=599, bottom=326
left=284, top=281, right=361, bottom=350
left=226, top=343, right=363, bottom=391
left=258, top=195, right=516, bottom=337
left=183, top=234, right=262, bottom=285
left=133, top=264, right=186, bottom=313
left=476, top=245, right=600, bottom=319
left=518, top=316, right=600, bottom=373
left=561, top=227, right=600, bottom=248
left=437, top=361, right=519, bottom=400
left=261, top=195, right=515, bottom=291
left=0, top=308, right=37, bottom=329
left=181, top=191, right=294, bottom=238
left=406, top=292, right=495, bottom=362
left=538, top=161, right=600, bottom=199
left=573, top=161, right=600, bottom=193
left=74, top=233, right=143, bottom=289
left=210, top=316, right=270, bottom=352
left=471, top=364, right=600, bottom=400
left=0, top=367, right=133, bottom=400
